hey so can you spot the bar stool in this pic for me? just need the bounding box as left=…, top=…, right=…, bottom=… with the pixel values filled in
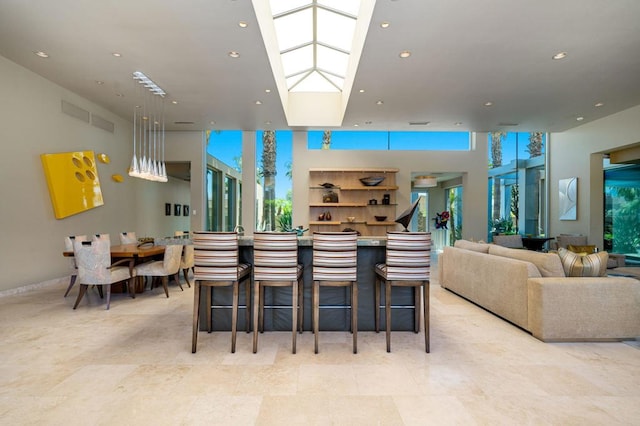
left=252, top=232, right=303, bottom=354
left=375, top=231, right=431, bottom=353
left=192, top=232, right=251, bottom=353
left=312, top=231, right=358, bottom=354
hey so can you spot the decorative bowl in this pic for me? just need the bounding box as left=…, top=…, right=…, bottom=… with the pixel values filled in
left=319, top=182, right=336, bottom=188
left=374, top=215, right=387, bottom=222
left=359, top=176, right=385, bottom=186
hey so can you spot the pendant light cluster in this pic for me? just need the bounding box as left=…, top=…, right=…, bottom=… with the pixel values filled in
left=128, top=71, right=168, bottom=182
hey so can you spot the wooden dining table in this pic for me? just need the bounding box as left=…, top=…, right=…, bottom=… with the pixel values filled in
left=63, top=243, right=166, bottom=294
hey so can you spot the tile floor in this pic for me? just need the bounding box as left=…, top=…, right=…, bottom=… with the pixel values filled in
left=1, top=272, right=639, bottom=425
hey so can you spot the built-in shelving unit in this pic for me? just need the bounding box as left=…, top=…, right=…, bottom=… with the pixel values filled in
left=309, top=168, right=399, bottom=236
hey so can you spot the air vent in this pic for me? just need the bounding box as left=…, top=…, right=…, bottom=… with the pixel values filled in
left=61, top=100, right=90, bottom=123
left=91, top=114, right=115, bottom=133
left=498, top=122, right=519, bottom=127
left=174, top=121, right=195, bottom=125
left=409, top=121, right=430, bottom=126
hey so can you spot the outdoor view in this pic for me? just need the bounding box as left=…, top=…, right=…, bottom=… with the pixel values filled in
left=604, top=162, right=640, bottom=259
left=488, top=131, right=546, bottom=240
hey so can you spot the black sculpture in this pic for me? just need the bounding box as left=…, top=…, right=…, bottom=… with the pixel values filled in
left=395, top=197, right=421, bottom=232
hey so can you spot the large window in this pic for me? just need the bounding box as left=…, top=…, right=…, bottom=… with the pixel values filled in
left=604, top=162, right=640, bottom=259
left=307, top=131, right=470, bottom=150
left=256, top=130, right=293, bottom=231
left=488, top=132, right=546, bottom=240
left=206, top=131, right=243, bottom=231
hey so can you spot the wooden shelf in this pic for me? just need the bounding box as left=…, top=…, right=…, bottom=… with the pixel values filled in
left=338, top=185, right=399, bottom=191
left=309, top=221, right=341, bottom=226
left=366, top=221, right=397, bottom=226
left=309, top=203, right=367, bottom=207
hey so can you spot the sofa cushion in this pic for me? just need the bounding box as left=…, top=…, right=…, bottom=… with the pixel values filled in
left=558, top=247, right=608, bottom=277
left=567, top=244, right=597, bottom=254
left=454, top=239, right=490, bottom=253
left=493, top=234, right=524, bottom=249
left=489, top=244, right=565, bottom=277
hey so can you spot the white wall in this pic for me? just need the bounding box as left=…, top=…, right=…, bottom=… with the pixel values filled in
left=0, top=55, right=202, bottom=292
left=548, top=104, right=640, bottom=245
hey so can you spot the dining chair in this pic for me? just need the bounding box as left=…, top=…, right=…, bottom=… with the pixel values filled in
left=374, top=231, right=431, bottom=353
left=252, top=231, right=303, bottom=354
left=312, top=231, right=358, bottom=354
left=63, top=234, right=87, bottom=297
left=72, top=238, right=135, bottom=310
left=180, top=244, right=194, bottom=287
left=119, top=231, right=137, bottom=245
left=134, top=244, right=183, bottom=297
left=192, top=232, right=251, bottom=353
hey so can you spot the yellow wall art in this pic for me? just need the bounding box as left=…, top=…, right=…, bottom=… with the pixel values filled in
left=41, top=151, right=104, bottom=219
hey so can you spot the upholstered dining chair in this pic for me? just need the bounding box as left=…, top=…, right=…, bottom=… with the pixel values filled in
left=192, top=232, right=251, bottom=353
left=312, top=231, right=358, bottom=354
left=180, top=244, right=194, bottom=287
left=63, top=234, right=88, bottom=297
left=134, top=244, right=183, bottom=297
left=119, top=231, right=137, bottom=245
left=72, top=238, right=135, bottom=310
left=252, top=231, right=303, bottom=354
left=375, top=231, right=431, bottom=353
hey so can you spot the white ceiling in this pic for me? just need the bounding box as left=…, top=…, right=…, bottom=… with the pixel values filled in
left=1, top=0, right=639, bottom=133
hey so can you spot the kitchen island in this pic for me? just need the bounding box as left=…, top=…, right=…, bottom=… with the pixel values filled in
left=198, top=236, right=420, bottom=332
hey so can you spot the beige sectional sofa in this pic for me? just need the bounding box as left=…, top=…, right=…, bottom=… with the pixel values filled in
left=439, top=240, right=640, bottom=342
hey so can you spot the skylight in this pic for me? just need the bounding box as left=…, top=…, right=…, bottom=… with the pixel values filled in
left=271, top=0, right=358, bottom=92
left=253, top=0, right=375, bottom=126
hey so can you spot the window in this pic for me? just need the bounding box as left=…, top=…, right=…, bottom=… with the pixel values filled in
left=604, top=162, right=640, bottom=259
left=206, top=131, right=243, bottom=231
left=256, top=130, right=293, bottom=231
left=307, top=130, right=470, bottom=150
left=488, top=132, right=546, bottom=240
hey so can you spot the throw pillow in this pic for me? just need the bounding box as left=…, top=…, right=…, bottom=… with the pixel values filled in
left=557, top=247, right=608, bottom=277
left=567, top=244, right=597, bottom=254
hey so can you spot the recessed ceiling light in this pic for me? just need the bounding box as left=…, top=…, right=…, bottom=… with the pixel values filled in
left=594, top=102, right=604, bottom=107
left=359, top=89, right=365, bottom=93
left=34, top=51, right=49, bottom=58
left=484, top=101, right=493, bottom=107
left=171, top=100, right=178, bottom=104
left=365, top=121, right=372, bottom=125
left=265, top=89, right=271, bottom=93
left=353, top=123, right=359, bottom=127
left=228, top=51, right=240, bottom=58
left=380, top=22, right=390, bottom=28
left=552, top=51, right=567, bottom=60
left=454, top=122, right=463, bottom=126
left=399, top=50, right=411, bottom=58
left=95, top=80, right=104, bottom=85
left=255, top=100, right=262, bottom=105
left=238, top=21, right=248, bottom=28
left=376, top=100, right=384, bottom=105
left=112, top=52, right=122, bottom=57
left=210, top=121, right=216, bottom=125
left=576, top=116, right=584, bottom=121
left=265, top=121, right=272, bottom=125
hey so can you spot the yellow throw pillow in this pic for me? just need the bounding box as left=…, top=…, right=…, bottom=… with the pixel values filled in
left=567, top=244, right=597, bottom=254
left=558, top=248, right=608, bottom=277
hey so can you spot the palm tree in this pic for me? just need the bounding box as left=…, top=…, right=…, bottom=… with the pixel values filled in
left=261, top=131, right=277, bottom=231
left=527, top=132, right=543, bottom=158
left=490, top=132, right=506, bottom=223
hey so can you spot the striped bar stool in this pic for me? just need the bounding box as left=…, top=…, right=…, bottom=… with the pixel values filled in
left=312, top=231, right=358, bottom=354
left=375, top=231, right=431, bottom=353
left=252, top=232, right=303, bottom=354
left=192, top=232, right=251, bottom=353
